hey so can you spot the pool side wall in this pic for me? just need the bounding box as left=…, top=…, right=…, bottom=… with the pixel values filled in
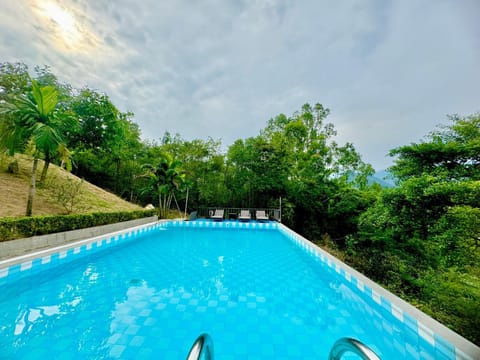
left=0, top=215, right=158, bottom=261
left=0, top=219, right=478, bottom=360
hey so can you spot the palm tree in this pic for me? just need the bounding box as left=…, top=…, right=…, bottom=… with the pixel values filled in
left=1, top=80, right=70, bottom=216
left=142, top=153, right=185, bottom=218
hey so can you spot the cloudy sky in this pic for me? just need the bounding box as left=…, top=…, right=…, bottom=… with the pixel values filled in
left=1, top=0, right=479, bottom=170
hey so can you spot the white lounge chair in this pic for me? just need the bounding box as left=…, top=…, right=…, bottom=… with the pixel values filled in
left=238, top=209, right=251, bottom=221
left=211, top=209, right=224, bottom=221
left=255, top=210, right=268, bottom=222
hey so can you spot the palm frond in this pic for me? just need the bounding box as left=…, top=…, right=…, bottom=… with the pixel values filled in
left=32, top=123, right=61, bottom=153
left=30, top=80, right=58, bottom=116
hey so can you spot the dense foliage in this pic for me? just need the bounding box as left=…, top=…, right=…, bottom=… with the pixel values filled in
left=350, top=115, right=480, bottom=344
left=0, top=62, right=479, bottom=345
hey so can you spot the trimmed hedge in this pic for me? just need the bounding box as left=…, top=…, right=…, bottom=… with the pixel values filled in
left=0, top=210, right=157, bottom=242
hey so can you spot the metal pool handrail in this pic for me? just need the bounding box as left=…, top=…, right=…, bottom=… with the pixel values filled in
left=185, top=334, right=378, bottom=359
left=186, top=333, right=214, bottom=360
left=329, top=337, right=381, bottom=360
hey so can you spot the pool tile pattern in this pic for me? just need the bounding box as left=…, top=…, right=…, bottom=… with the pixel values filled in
left=277, top=224, right=475, bottom=360
left=0, top=224, right=158, bottom=285
left=0, top=220, right=477, bottom=359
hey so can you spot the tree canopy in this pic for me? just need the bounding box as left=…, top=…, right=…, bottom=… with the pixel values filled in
left=355, top=114, right=480, bottom=344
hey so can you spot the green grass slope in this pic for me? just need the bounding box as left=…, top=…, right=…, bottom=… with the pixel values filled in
left=0, top=154, right=142, bottom=218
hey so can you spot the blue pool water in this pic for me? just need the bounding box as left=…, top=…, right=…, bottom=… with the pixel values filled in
left=0, top=223, right=468, bottom=359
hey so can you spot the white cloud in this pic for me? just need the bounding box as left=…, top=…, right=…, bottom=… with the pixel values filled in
left=1, top=0, right=478, bottom=170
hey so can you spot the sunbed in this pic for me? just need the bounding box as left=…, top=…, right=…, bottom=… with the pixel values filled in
left=211, top=209, right=224, bottom=221
left=238, top=209, right=251, bottom=221
left=255, top=210, right=268, bottom=221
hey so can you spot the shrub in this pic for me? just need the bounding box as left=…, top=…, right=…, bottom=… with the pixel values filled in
left=7, top=160, right=19, bottom=174
left=0, top=210, right=156, bottom=242
left=420, top=268, right=480, bottom=345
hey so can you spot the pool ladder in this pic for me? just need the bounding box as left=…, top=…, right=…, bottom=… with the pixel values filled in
left=186, top=333, right=214, bottom=360
left=186, top=334, right=380, bottom=360
left=329, top=337, right=381, bottom=360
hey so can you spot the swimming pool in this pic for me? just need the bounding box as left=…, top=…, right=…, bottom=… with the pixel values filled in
left=0, top=220, right=478, bottom=359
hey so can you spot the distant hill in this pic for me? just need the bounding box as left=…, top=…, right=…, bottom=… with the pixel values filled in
left=0, top=154, right=142, bottom=218
left=347, top=170, right=396, bottom=188
left=368, top=170, right=396, bottom=188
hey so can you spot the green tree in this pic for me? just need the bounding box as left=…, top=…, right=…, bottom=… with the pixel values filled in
left=360, top=114, right=480, bottom=248
left=0, top=62, right=32, bottom=155
left=1, top=80, right=71, bottom=215
left=355, top=114, right=480, bottom=343
left=0, top=63, right=76, bottom=183
left=0, top=62, right=31, bottom=100
left=390, top=113, right=480, bottom=181
left=224, top=103, right=373, bottom=236
left=156, top=133, right=228, bottom=208
left=68, top=88, right=121, bottom=150
left=67, top=88, right=143, bottom=197
left=142, top=153, right=185, bottom=218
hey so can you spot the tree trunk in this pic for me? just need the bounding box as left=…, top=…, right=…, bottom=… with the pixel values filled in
left=26, top=157, right=39, bottom=216
left=184, top=187, right=189, bottom=218
left=158, top=190, right=163, bottom=219
left=159, top=190, right=166, bottom=219
left=40, top=150, right=50, bottom=184
left=115, top=158, right=121, bottom=194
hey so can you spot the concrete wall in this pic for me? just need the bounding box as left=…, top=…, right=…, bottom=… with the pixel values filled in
left=0, top=216, right=158, bottom=261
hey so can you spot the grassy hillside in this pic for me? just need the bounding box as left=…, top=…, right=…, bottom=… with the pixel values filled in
left=0, top=154, right=142, bottom=218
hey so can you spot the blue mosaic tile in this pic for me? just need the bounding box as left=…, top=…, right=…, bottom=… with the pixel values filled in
left=364, top=285, right=373, bottom=298
left=0, top=221, right=475, bottom=359
left=434, top=333, right=456, bottom=360
left=8, top=264, right=21, bottom=278
left=379, top=296, right=391, bottom=313
left=403, top=312, right=418, bottom=333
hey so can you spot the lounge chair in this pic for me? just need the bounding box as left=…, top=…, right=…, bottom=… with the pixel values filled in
left=255, top=210, right=269, bottom=222
left=211, top=209, right=224, bottom=221
left=238, top=209, right=251, bottom=221
left=188, top=211, right=198, bottom=221
left=273, top=209, right=281, bottom=222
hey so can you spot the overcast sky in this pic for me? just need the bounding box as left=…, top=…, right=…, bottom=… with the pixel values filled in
left=1, top=0, right=479, bottom=170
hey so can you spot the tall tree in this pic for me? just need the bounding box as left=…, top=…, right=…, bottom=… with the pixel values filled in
left=142, top=153, right=185, bottom=218
left=355, top=114, right=480, bottom=343
left=1, top=80, right=71, bottom=215
left=226, top=103, right=373, bottom=234
left=67, top=88, right=143, bottom=197
left=389, top=114, right=480, bottom=181
left=156, top=133, right=227, bottom=208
